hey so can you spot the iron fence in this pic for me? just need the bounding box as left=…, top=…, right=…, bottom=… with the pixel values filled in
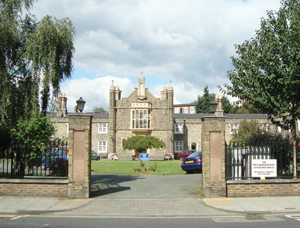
left=0, top=141, right=68, bottom=178
left=226, top=140, right=297, bottom=180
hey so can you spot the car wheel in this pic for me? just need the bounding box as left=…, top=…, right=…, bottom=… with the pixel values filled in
left=186, top=171, right=193, bottom=174
left=96, top=157, right=100, bottom=161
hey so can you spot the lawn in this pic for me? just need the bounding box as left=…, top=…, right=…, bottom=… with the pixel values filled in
left=91, top=160, right=186, bottom=176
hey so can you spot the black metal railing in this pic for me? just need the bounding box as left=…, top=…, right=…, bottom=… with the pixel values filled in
left=226, top=140, right=296, bottom=180
left=0, top=141, right=68, bottom=178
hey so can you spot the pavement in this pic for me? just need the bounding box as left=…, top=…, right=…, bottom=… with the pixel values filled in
left=1, top=195, right=300, bottom=216
left=1, top=174, right=300, bottom=216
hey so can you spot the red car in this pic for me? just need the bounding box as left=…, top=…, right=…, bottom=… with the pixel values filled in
left=176, top=150, right=196, bottom=160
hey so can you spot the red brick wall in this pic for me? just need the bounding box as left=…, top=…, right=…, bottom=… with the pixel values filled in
left=227, top=180, right=300, bottom=197
left=0, top=179, right=68, bottom=197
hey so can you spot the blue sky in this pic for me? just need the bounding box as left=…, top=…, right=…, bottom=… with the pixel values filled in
left=31, top=0, right=281, bottom=112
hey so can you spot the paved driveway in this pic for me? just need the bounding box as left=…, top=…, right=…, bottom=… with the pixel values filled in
left=91, top=173, right=202, bottom=199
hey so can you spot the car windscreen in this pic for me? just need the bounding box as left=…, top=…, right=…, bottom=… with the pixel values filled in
left=188, top=152, right=202, bottom=158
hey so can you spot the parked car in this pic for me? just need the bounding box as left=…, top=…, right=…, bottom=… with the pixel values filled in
left=164, top=153, right=174, bottom=160
left=177, top=150, right=196, bottom=160
left=108, top=153, right=119, bottom=160
left=181, top=151, right=202, bottom=174
left=91, top=151, right=100, bottom=160
left=42, top=149, right=69, bottom=168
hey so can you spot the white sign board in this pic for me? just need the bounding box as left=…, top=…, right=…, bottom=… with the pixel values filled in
left=251, top=159, right=277, bottom=178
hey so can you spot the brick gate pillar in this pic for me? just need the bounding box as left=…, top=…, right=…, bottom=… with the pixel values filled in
left=201, top=116, right=226, bottom=197
left=68, top=114, right=92, bottom=198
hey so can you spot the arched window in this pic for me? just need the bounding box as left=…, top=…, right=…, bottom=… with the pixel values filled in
left=191, top=142, right=197, bottom=150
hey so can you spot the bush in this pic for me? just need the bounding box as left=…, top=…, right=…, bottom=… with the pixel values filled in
left=49, top=158, right=68, bottom=176
left=231, top=119, right=277, bottom=143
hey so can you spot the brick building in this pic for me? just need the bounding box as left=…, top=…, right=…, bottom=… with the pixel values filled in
left=50, top=73, right=274, bottom=160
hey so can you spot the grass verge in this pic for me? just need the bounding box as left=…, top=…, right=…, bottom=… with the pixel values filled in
left=91, top=160, right=186, bottom=176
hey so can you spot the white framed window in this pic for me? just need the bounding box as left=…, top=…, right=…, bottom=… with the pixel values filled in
left=174, top=124, right=184, bottom=134
left=190, top=106, right=196, bottom=114
left=98, top=141, right=107, bottom=153
left=66, top=123, right=69, bottom=134
left=182, top=107, right=188, bottom=114
left=230, top=124, right=239, bottom=134
left=174, top=107, right=188, bottom=114
left=175, top=141, right=183, bottom=153
left=131, top=109, right=150, bottom=129
left=98, top=123, right=107, bottom=133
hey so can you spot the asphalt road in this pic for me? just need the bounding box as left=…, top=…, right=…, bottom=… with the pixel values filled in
left=1, top=215, right=300, bottom=228
left=90, top=173, right=203, bottom=199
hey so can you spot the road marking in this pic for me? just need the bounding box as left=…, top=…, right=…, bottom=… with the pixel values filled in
left=10, top=215, right=28, bottom=220
left=0, top=215, right=15, bottom=217
left=285, top=215, right=300, bottom=222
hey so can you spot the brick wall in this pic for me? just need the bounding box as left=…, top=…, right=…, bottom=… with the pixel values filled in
left=227, top=180, right=300, bottom=197
left=0, top=179, right=68, bottom=197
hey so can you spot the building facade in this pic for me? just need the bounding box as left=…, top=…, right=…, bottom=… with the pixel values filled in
left=50, top=73, right=280, bottom=160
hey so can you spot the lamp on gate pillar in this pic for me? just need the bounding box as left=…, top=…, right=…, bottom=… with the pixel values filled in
left=209, top=100, right=218, bottom=114
left=76, top=97, right=86, bottom=113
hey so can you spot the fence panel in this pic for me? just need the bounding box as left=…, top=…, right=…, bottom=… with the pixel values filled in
left=0, top=141, right=68, bottom=178
left=226, top=140, right=294, bottom=180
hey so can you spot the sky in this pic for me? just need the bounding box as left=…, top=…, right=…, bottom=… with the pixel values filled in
left=31, top=0, right=281, bottom=112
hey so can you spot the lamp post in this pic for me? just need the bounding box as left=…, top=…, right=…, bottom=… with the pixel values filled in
left=209, top=100, right=218, bottom=114
left=76, top=97, right=86, bottom=113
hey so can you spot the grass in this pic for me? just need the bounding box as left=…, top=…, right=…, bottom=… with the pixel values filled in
left=91, top=160, right=186, bottom=176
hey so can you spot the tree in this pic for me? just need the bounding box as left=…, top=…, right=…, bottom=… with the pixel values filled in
left=93, top=107, right=107, bottom=113
left=10, top=116, right=56, bottom=176
left=195, top=86, right=233, bottom=113
left=222, top=0, right=300, bottom=178
left=195, top=86, right=212, bottom=113
left=122, top=136, right=166, bottom=153
left=231, top=120, right=271, bottom=143
left=0, top=0, right=75, bottom=149
left=231, top=100, right=263, bottom=114
left=11, top=117, right=55, bottom=145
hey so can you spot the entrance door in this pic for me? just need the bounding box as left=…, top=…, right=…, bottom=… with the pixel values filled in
left=135, top=150, right=147, bottom=159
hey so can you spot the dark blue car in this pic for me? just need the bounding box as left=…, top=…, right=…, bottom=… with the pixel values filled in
left=42, top=149, right=69, bottom=169
left=181, top=151, right=202, bottom=174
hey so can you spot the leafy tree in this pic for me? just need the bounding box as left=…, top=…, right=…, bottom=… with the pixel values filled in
left=10, top=116, right=55, bottom=176
left=222, top=0, right=300, bottom=178
left=93, top=107, right=107, bottom=113
left=231, top=100, right=263, bottom=114
left=0, top=0, right=75, bottom=149
left=122, top=135, right=166, bottom=153
left=196, top=86, right=212, bottom=113
left=222, top=96, right=235, bottom=114
left=11, top=117, right=55, bottom=145
left=195, top=86, right=233, bottom=113
left=231, top=120, right=271, bottom=143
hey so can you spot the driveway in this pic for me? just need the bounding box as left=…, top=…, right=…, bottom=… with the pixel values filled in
left=91, top=173, right=202, bottom=199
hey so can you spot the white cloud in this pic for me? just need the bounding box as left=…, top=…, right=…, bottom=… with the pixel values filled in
left=60, top=77, right=134, bottom=112
left=30, top=0, right=282, bottom=108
